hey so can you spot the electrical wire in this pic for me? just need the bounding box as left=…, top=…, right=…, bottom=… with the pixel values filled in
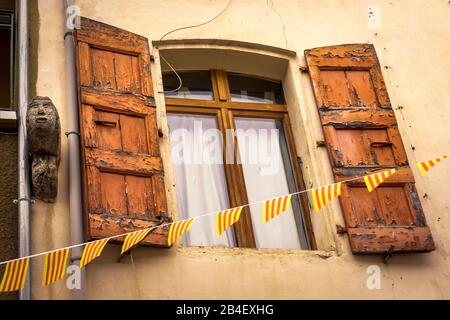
left=159, top=0, right=233, bottom=93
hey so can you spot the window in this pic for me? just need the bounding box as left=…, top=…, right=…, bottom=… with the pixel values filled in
left=0, top=10, right=14, bottom=111
left=165, top=70, right=314, bottom=249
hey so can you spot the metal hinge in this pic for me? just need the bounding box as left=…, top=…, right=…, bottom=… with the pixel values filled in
left=336, top=225, right=347, bottom=235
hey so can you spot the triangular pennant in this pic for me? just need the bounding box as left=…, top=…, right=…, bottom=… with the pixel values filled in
left=416, top=153, right=450, bottom=175
left=121, top=229, right=151, bottom=255
left=312, top=182, right=342, bottom=212
left=216, top=206, right=244, bottom=236
left=363, top=169, right=396, bottom=192
left=168, top=219, right=194, bottom=246
left=262, top=195, right=292, bottom=223
left=0, top=258, right=29, bottom=292
left=42, top=248, right=69, bottom=286
left=80, top=238, right=109, bottom=269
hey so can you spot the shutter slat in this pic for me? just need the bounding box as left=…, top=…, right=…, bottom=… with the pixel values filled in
left=305, top=44, right=435, bottom=254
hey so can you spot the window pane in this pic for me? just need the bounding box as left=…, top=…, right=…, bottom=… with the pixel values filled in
left=167, top=113, right=235, bottom=247
left=163, top=71, right=213, bottom=101
left=0, top=17, right=12, bottom=110
left=228, top=73, right=285, bottom=104
left=235, top=117, right=309, bottom=249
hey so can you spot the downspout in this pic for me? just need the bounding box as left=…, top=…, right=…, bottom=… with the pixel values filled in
left=17, top=0, right=31, bottom=301
left=64, top=0, right=86, bottom=299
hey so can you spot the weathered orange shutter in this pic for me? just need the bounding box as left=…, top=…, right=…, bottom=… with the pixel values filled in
left=305, top=44, right=435, bottom=254
left=74, top=17, right=170, bottom=246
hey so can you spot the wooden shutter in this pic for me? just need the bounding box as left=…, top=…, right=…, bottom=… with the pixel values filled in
left=305, top=44, right=435, bottom=254
left=74, top=17, right=170, bottom=247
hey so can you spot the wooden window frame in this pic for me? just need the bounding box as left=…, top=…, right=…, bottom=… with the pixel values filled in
left=165, top=70, right=316, bottom=249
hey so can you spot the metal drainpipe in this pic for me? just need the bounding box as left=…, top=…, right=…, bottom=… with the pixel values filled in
left=17, top=0, right=31, bottom=301
left=64, top=0, right=86, bottom=299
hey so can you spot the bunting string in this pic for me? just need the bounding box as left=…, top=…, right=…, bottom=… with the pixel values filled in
left=0, top=170, right=371, bottom=267
left=0, top=153, right=448, bottom=291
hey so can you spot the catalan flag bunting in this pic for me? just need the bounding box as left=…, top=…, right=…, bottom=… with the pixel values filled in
left=80, top=238, right=109, bottom=269
left=168, top=219, right=194, bottom=246
left=216, top=206, right=244, bottom=236
left=0, top=258, right=29, bottom=292
left=262, top=195, right=292, bottom=223
left=312, top=182, right=342, bottom=212
left=121, top=229, right=151, bottom=255
left=42, top=249, right=69, bottom=287
left=416, top=153, right=450, bottom=175
left=364, top=169, right=396, bottom=192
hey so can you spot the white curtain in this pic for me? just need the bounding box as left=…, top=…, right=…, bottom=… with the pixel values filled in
left=235, top=118, right=301, bottom=249
left=167, top=113, right=235, bottom=247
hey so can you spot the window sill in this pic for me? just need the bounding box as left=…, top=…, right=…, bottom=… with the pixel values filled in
left=0, top=110, right=17, bottom=131
left=176, top=245, right=336, bottom=259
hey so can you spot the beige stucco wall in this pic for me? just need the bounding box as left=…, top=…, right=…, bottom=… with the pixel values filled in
left=29, top=0, right=450, bottom=299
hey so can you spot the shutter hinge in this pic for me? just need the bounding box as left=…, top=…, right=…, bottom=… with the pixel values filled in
left=297, top=156, right=303, bottom=167
left=299, top=66, right=309, bottom=73
left=158, top=128, right=164, bottom=138
left=336, top=225, right=347, bottom=235
left=316, top=140, right=327, bottom=148
left=383, top=246, right=395, bottom=264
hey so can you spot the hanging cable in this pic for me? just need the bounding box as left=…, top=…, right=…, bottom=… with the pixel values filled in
left=159, top=0, right=233, bottom=93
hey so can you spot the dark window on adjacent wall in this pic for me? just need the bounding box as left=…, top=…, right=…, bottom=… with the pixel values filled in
left=0, top=10, right=14, bottom=111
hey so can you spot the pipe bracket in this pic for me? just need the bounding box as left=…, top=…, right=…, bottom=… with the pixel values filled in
left=65, top=131, right=80, bottom=137
left=64, top=31, right=74, bottom=40
left=13, top=198, right=35, bottom=205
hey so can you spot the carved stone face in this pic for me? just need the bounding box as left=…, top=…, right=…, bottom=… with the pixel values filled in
left=27, top=97, right=59, bottom=135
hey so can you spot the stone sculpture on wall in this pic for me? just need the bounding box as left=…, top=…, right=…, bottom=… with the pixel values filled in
left=26, top=96, right=61, bottom=203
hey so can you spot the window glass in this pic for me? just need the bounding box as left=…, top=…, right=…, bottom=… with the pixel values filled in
left=235, top=117, right=309, bottom=249
left=167, top=113, right=235, bottom=247
left=163, top=71, right=213, bottom=101
left=228, top=73, right=285, bottom=104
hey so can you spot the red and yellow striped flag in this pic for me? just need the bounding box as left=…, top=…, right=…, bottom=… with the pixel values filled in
left=416, top=153, right=450, bottom=175
left=216, top=206, right=244, bottom=236
left=80, top=239, right=109, bottom=269
left=0, top=258, right=29, bottom=292
left=262, top=195, right=292, bottom=223
left=42, top=249, right=69, bottom=287
left=168, top=219, right=194, bottom=246
left=312, top=183, right=342, bottom=212
left=364, top=169, right=396, bottom=192
left=121, top=229, right=151, bottom=255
